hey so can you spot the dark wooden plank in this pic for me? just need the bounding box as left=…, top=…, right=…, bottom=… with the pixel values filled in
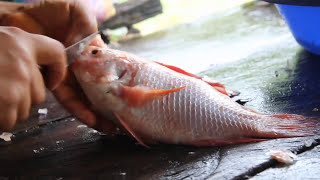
left=99, top=0, right=163, bottom=30
left=251, top=141, right=320, bottom=180
left=0, top=117, right=221, bottom=178
left=212, top=136, right=320, bottom=179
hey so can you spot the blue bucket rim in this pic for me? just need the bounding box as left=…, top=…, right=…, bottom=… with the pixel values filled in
left=261, top=0, right=320, bottom=6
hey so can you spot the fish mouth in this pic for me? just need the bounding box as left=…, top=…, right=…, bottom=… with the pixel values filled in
left=102, top=69, right=128, bottom=85
left=118, top=70, right=127, bottom=80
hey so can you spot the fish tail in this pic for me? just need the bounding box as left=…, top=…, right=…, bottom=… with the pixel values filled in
left=260, top=114, right=320, bottom=138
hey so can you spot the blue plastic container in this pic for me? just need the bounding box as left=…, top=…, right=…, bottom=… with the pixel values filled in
left=276, top=4, right=320, bottom=55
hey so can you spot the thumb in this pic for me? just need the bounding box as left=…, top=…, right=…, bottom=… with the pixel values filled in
left=64, top=0, right=98, bottom=46
left=30, top=33, right=67, bottom=90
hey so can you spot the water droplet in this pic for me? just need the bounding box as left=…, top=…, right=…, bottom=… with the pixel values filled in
left=88, top=129, right=98, bottom=134
left=188, top=151, right=195, bottom=155
left=77, top=125, right=87, bottom=128
left=98, top=131, right=106, bottom=136
left=70, top=118, right=76, bottom=121
left=312, top=108, right=319, bottom=112
left=305, top=139, right=314, bottom=147
left=119, top=172, right=126, bottom=176
left=38, top=108, right=48, bottom=115
left=33, top=147, right=46, bottom=153
left=56, top=140, right=64, bottom=144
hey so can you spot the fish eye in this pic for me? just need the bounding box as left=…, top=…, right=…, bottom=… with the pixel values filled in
left=91, top=49, right=99, bottom=55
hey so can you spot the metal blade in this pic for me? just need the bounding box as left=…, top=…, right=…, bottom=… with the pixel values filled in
left=65, top=31, right=100, bottom=65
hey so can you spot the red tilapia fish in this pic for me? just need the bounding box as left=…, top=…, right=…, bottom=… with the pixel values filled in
left=71, top=38, right=319, bottom=147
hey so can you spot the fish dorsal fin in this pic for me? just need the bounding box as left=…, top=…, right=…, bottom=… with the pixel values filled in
left=114, top=112, right=149, bottom=148
left=154, top=61, right=202, bottom=79
left=154, top=61, right=229, bottom=96
left=120, top=85, right=186, bottom=107
left=206, top=82, right=229, bottom=96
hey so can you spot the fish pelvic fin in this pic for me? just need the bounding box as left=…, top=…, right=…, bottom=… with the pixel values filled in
left=154, top=61, right=230, bottom=96
left=120, top=85, right=186, bottom=107
left=114, top=112, right=150, bottom=148
left=258, top=114, right=320, bottom=138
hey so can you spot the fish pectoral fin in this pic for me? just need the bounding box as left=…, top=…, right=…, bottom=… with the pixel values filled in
left=154, top=61, right=231, bottom=96
left=190, top=138, right=267, bottom=146
left=120, top=85, right=186, bottom=107
left=114, top=112, right=150, bottom=148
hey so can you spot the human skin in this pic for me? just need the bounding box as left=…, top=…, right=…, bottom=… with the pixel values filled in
left=0, top=0, right=116, bottom=132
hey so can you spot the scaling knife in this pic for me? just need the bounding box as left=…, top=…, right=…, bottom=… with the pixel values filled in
left=65, top=31, right=100, bottom=65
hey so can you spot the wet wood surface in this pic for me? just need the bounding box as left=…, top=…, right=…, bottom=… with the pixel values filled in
left=1, top=3, right=320, bottom=179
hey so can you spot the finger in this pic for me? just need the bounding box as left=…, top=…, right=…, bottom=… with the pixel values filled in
left=30, top=34, right=67, bottom=90
left=0, top=1, right=26, bottom=12
left=53, top=84, right=96, bottom=127
left=0, top=78, right=20, bottom=131
left=30, top=67, right=46, bottom=105
left=0, top=106, right=17, bottom=132
left=64, top=0, right=98, bottom=46
left=22, top=0, right=71, bottom=42
left=17, top=89, right=31, bottom=122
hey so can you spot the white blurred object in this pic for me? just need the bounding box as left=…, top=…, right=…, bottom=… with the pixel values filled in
left=0, top=132, right=13, bottom=142
left=38, top=108, right=48, bottom=115
left=267, top=150, right=297, bottom=165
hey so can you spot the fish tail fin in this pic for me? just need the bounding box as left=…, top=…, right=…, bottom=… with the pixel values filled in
left=259, top=114, right=320, bottom=138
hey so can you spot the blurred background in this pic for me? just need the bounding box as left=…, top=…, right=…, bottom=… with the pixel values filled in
left=8, top=1, right=292, bottom=82
left=10, top=0, right=260, bottom=45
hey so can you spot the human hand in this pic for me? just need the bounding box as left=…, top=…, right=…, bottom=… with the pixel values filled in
left=1, top=0, right=116, bottom=132
left=0, top=26, right=66, bottom=131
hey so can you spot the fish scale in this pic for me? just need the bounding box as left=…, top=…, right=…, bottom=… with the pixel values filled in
left=130, top=63, right=256, bottom=141
left=72, top=41, right=320, bottom=146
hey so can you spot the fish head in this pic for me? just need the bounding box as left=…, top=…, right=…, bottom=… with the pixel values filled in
left=71, top=37, right=141, bottom=112
left=72, top=39, right=140, bottom=84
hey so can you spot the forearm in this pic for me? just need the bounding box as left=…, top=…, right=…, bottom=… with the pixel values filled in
left=0, top=2, right=44, bottom=34
left=0, top=2, right=26, bottom=16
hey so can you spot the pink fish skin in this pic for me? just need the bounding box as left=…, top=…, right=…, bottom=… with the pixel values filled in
left=71, top=39, right=319, bottom=147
